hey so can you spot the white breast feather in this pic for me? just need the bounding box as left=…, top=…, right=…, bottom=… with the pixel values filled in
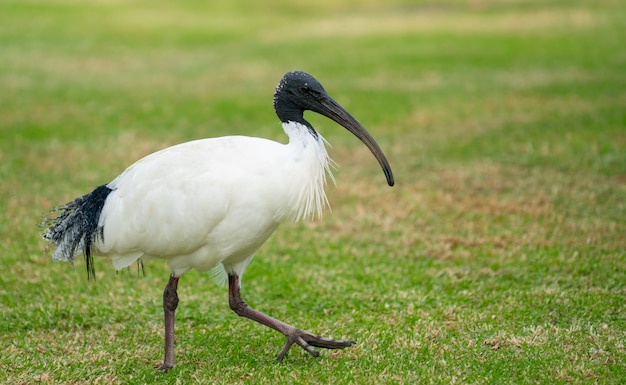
left=282, top=121, right=335, bottom=222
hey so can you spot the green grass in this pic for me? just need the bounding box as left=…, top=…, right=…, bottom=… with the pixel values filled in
left=1, top=0, right=625, bottom=383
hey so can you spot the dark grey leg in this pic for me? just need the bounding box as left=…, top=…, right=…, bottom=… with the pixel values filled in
left=228, top=274, right=356, bottom=361
left=158, top=275, right=179, bottom=372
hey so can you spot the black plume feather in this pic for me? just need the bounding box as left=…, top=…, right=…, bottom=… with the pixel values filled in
left=41, top=184, right=113, bottom=280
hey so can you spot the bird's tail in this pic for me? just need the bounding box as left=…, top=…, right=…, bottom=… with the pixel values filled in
left=41, top=184, right=113, bottom=279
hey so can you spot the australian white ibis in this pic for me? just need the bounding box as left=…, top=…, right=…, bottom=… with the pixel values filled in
left=42, top=70, right=394, bottom=372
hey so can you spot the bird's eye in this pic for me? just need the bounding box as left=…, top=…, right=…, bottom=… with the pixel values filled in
left=300, top=84, right=322, bottom=100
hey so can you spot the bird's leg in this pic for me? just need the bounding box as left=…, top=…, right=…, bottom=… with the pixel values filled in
left=227, top=274, right=356, bottom=361
left=158, top=274, right=180, bottom=373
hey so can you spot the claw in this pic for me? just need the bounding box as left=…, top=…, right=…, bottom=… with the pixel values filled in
left=155, top=363, right=173, bottom=373
left=276, top=339, right=295, bottom=361
left=276, top=328, right=356, bottom=360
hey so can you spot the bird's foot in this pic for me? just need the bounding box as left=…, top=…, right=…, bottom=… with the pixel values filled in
left=276, top=328, right=356, bottom=361
left=155, top=363, right=173, bottom=373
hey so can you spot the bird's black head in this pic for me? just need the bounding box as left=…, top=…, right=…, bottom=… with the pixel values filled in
left=273, top=71, right=329, bottom=125
left=273, top=71, right=394, bottom=187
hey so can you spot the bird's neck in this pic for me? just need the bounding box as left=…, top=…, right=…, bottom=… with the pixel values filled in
left=282, top=121, right=334, bottom=221
left=274, top=97, right=319, bottom=141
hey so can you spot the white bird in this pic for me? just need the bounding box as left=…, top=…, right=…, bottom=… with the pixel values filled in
left=42, top=70, right=394, bottom=372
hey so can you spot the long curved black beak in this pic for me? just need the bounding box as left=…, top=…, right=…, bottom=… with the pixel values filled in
left=316, top=96, right=394, bottom=187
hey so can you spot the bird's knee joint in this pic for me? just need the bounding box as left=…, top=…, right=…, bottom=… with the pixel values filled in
left=163, top=288, right=179, bottom=312
left=229, top=298, right=248, bottom=316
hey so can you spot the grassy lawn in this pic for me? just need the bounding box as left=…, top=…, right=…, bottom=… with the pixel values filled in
left=1, top=0, right=624, bottom=383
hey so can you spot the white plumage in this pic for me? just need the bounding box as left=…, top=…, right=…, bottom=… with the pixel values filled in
left=99, top=123, right=331, bottom=277
left=43, top=71, right=394, bottom=372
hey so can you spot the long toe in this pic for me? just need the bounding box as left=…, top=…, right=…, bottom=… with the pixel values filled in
left=307, top=336, right=357, bottom=349
left=277, top=329, right=356, bottom=360
left=156, top=364, right=173, bottom=373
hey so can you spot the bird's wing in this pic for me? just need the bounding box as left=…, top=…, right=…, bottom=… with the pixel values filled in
left=96, top=136, right=286, bottom=267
